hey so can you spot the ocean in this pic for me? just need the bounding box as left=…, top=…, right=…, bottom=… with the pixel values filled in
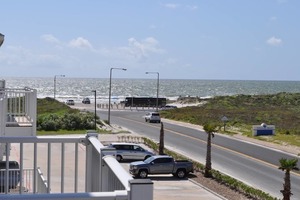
left=2, top=77, right=300, bottom=103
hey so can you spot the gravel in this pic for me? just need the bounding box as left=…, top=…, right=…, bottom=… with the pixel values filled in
left=189, top=171, right=251, bottom=200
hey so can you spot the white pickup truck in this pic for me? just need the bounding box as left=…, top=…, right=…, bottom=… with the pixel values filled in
left=129, top=155, right=193, bottom=179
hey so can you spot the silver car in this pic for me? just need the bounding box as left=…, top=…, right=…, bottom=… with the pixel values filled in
left=108, top=143, right=155, bottom=162
left=144, top=112, right=161, bottom=123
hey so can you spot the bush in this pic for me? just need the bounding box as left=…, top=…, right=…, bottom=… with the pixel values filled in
left=37, top=114, right=61, bottom=131
left=40, top=119, right=59, bottom=131
left=37, top=112, right=96, bottom=131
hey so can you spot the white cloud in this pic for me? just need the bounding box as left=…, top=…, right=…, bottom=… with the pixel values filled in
left=141, top=37, right=164, bottom=53
left=41, top=34, right=60, bottom=44
left=116, top=37, right=165, bottom=62
left=266, top=36, right=282, bottom=46
left=41, top=35, right=93, bottom=50
left=2, top=35, right=167, bottom=75
left=164, top=3, right=180, bottom=9
left=69, top=37, right=93, bottom=49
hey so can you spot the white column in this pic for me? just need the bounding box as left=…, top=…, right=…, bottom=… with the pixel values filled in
left=129, top=179, right=153, bottom=200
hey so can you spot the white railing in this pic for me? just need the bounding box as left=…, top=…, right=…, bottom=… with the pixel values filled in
left=0, top=134, right=153, bottom=199
left=0, top=87, right=37, bottom=136
left=36, top=168, right=47, bottom=193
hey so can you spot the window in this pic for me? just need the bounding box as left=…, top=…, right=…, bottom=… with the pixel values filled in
left=133, top=145, right=144, bottom=151
left=153, top=158, right=172, bottom=164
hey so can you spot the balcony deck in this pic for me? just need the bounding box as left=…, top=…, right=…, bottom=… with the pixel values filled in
left=0, top=134, right=153, bottom=199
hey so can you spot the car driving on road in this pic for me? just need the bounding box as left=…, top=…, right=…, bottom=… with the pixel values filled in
left=144, top=112, right=161, bottom=123
left=65, top=99, right=75, bottom=105
left=82, top=97, right=90, bottom=104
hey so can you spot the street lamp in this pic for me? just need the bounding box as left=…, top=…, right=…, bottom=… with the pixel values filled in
left=0, top=33, right=4, bottom=47
left=146, top=71, right=159, bottom=111
left=54, top=75, right=65, bottom=99
left=92, top=90, right=97, bottom=130
left=108, top=67, right=127, bottom=125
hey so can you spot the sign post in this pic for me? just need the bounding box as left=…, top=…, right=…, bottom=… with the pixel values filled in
left=221, top=116, right=229, bottom=132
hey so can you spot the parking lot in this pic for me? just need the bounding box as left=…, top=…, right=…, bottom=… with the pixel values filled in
left=121, top=163, right=223, bottom=200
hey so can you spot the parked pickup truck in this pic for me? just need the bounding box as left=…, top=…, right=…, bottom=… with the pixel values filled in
left=129, top=155, right=193, bottom=179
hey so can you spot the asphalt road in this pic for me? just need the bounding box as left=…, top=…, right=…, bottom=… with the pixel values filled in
left=98, top=109, right=300, bottom=199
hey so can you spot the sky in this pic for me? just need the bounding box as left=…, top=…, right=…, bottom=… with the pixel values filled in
left=0, top=0, right=299, bottom=80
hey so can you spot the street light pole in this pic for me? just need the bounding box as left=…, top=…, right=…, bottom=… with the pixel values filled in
left=146, top=72, right=159, bottom=112
left=92, top=90, right=97, bottom=130
left=108, top=68, right=127, bottom=125
left=0, top=33, right=4, bottom=47
left=54, top=75, right=65, bottom=100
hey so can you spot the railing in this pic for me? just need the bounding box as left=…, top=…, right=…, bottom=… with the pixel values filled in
left=0, top=87, right=37, bottom=136
left=0, top=134, right=153, bottom=199
left=36, top=168, right=47, bottom=193
left=0, top=168, right=40, bottom=194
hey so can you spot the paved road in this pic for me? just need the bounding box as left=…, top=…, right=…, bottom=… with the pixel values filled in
left=97, top=109, right=300, bottom=199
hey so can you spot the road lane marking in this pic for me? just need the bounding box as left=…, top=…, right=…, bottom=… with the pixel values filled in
left=117, top=116, right=300, bottom=176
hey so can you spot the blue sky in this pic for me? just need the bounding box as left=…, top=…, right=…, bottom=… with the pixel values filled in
left=0, top=0, right=299, bottom=80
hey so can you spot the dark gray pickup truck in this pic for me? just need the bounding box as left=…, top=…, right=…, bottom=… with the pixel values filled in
left=129, top=155, right=193, bottom=179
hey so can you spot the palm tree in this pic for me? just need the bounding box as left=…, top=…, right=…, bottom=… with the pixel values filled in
left=159, top=122, right=165, bottom=155
left=279, top=158, right=299, bottom=200
left=203, top=123, right=217, bottom=177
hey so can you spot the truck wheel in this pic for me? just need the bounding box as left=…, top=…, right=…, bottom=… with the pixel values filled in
left=116, top=155, right=122, bottom=162
left=176, top=169, right=186, bottom=179
left=138, top=170, right=148, bottom=178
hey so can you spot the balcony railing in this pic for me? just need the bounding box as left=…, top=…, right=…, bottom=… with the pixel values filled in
left=0, top=87, right=37, bottom=137
left=0, top=133, right=153, bottom=199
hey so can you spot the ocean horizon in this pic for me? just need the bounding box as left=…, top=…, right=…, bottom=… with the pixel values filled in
left=2, top=77, right=300, bottom=104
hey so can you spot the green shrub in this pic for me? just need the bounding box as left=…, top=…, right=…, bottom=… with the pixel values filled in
left=40, top=119, right=59, bottom=131
left=37, top=111, right=96, bottom=131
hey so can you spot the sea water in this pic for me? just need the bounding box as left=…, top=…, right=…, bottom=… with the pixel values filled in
left=2, top=77, right=300, bottom=103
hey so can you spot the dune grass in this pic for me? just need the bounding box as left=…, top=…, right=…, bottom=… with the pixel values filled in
left=161, top=92, right=300, bottom=147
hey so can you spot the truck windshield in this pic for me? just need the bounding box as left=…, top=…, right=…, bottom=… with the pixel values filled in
left=144, top=156, right=155, bottom=163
